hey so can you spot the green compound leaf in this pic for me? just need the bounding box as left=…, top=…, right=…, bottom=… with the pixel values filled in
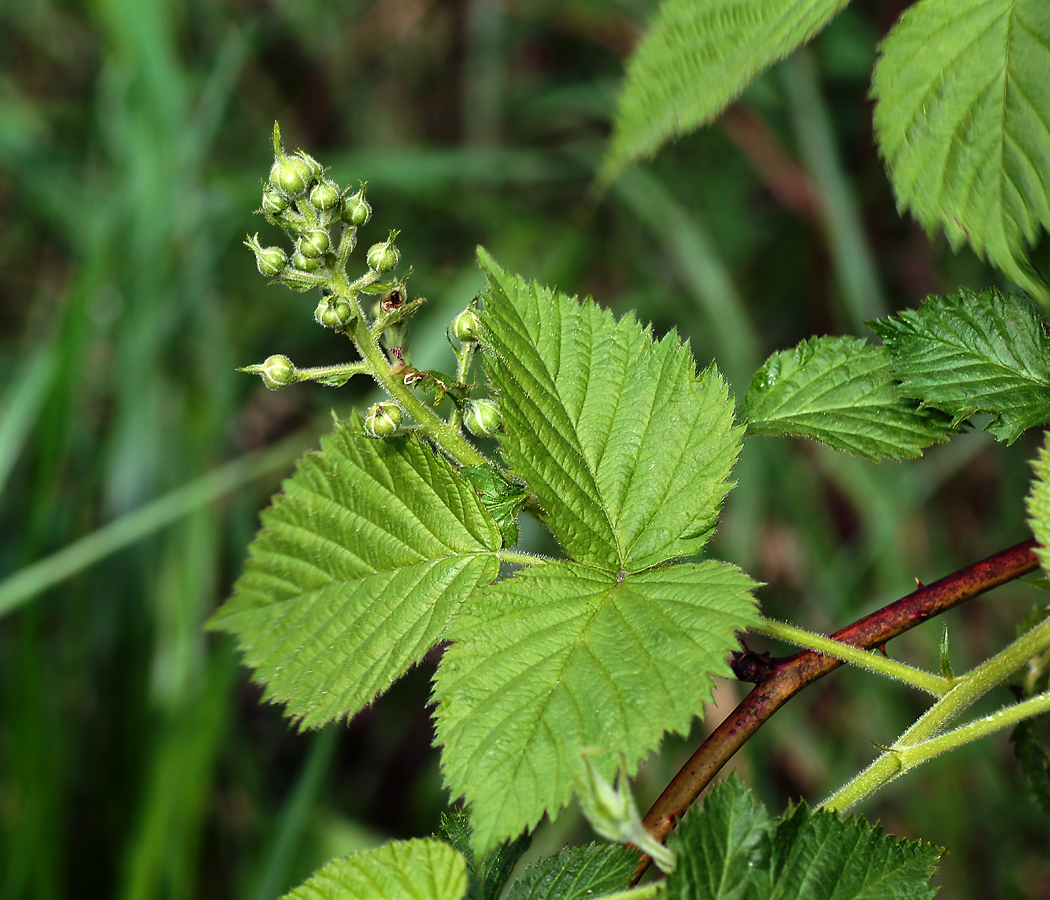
left=209, top=412, right=500, bottom=729
left=872, top=0, right=1050, bottom=301
left=477, top=248, right=742, bottom=573
left=869, top=288, right=1050, bottom=443
left=740, top=335, right=953, bottom=461
left=666, top=776, right=942, bottom=900
left=503, top=843, right=639, bottom=900
left=434, top=559, right=759, bottom=854
left=600, top=0, right=851, bottom=184
left=280, top=839, right=467, bottom=900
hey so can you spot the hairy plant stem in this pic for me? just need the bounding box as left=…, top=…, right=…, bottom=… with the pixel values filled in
left=823, top=611, right=1050, bottom=810
left=630, top=539, right=1039, bottom=884
left=332, top=272, right=488, bottom=468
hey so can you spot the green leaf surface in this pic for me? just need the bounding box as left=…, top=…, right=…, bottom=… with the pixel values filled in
left=459, top=465, right=528, bottom=548
left=209, top=412, right=500, bottom=728
left=503, top=843, right=639, bottom=900
left=280, top=839, right=467, bottom=900
left=477, top=248, right=742, bottom=573
left=666, top=777, right=942, bottom=900
left=434, top=559, right=759, bottom=854
left=1027, top=433, right=1050, bottom=573
left=438, top=807, right=531, bottom=900
left=872, top=0, right=1050, bottom=300
left=600, top=0, right=851, bottom=183
left=740, top=335, right=953, bottom=460
left=869, top=288, right=1050, bottom=443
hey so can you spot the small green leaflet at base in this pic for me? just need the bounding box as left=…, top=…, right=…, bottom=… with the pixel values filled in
left=438, top=807, right=531, bottom=900
left=434, top=559, right=759, bottom=855
left=665, top=775, right=942, bottom=900
left=208, top=411, right=500, bottom=729
left=872, top=0, right=1050, bottom=302
left=279, top=839, right=467, bottom=900
left=599, top=0, right=851, bottom=185
left=1026, top=432, right=1050, bottom=577
left=477, top=247, right=742, bottom=573
left=870, top=288, right=1050, bottom=443
left=739, top=335, right=953, bottom=461
left=503, top=843, right=639, bottom=900
left=458, top=465, right=528, bottom=548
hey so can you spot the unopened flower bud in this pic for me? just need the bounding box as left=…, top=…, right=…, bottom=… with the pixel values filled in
left=256, top=354, right=296, bottom=389
left=291, top=250, right=324, bottom=272
left=245, top=233, right=288, bottom=276
left=364, top=402, right=402, bottom=437
left=366, top=230, right=401, bottom=273
left=309, top=179, right=341, bottom=212
left=268, top=122, right=315, bottom=196
left=298, top=229, right=330, bottom=259
left=315, top=297, right=354, bottom=329
left=341, top=185, right=372, bottom=226
left=451, top=308, right=481, bottom=342
left=464, top=399, right=501, bottom=437
left=261, top=187, right=289, bottom=216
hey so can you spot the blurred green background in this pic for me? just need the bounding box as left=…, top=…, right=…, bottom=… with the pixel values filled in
left=1, top=0, right=1047, bottom=897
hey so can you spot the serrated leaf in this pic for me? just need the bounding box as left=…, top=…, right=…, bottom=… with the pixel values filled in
left=869, top=287, right=1050, bottom=443
left=740, top=336, right=953, bottom=461
left=208, top=412, right=500, bottom=728
left=477, top=248, right=742, bottom=573
left=1010, top=718, right=1050, bottom=816
left=666, top=777, right=942, bottom=900
left=600, top=0, right=851, bottom=183
left=434, top=559, right=759, bottom=854
left=872, top=0, right=1050, bottom=300
left=280, top=839, right=467, bottom=900
left=438, top=807, right=531, bottom=900
left=665, top=775, right=772, bottom=900
left=503, top=843, right=639, bottom=900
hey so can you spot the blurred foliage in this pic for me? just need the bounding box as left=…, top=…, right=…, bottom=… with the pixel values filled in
left=0, top=0, right=1047, bottom=898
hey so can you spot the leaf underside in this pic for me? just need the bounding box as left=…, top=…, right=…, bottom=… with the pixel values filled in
left=600, top=0, right=851, bottom=184
left=869, top=287, right=1050, bottom=443
left=280, top=839, right=467, bottom=900
left=740, top=335, right=954, bottom=460
left=208, top=411, right=500, bottom=728
left=434, top=560, right=759, bottom=854
left=1026, top=432, right=1050, bottom=574
left=872, top=0, right=1050, bottom=300
left=666, top=776, right=942, bottom=900
left=477, top=247, right=743, bottom=573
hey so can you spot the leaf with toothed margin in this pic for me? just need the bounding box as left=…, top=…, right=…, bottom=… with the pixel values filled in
left=208, top=410, right=500, bottom=729
left=434, top=559, right=759, bottom=855
left=476, top=247, right=742, bottom=574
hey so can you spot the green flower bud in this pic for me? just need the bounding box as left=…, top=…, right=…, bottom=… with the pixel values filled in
left=364, top=402, right=403, bottom=437
left=291, top=250, right=324, bottom=272
left=309, top=179, right=341, bottom=212
left=245, top=233, right=288, bottom=276
left=451, top=308, right=481, bottom=342
left=269, top=155, right=313, bottom=196
left=257, top=354, right=296, bottom=389
left=464, top=399, right=501, bottom=437
left=261, top=186, right=289, bottom=216
left=341, top=185, right=372, bottom=226
left=366, top=230, right=401, bottom=273
left=315, top=297, right=354, bottom=329
left=297, top=228, right=330, bottom=258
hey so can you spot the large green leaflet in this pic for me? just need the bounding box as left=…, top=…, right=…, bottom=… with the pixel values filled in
left=665, top=776, right=941, bottom=899
left=476, top=248, right=742, bottom=573
left=869, top=288, right=1050, bottom=443
left=600, top=0, right=851, bottom=183
left=208, top=411, right=500, bottom=728
left=503, top=843, right=638, bottom=900
left=740, top=335, right=953, bottom=460
left=280, top=839, right=467, bottom=900
left=434, top=561, right=758, bottom=854
left=873, top=0, right=1050, bottom=301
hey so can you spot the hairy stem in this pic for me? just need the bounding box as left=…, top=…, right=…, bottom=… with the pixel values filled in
left=630, top=539, right=1039, bottom=883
